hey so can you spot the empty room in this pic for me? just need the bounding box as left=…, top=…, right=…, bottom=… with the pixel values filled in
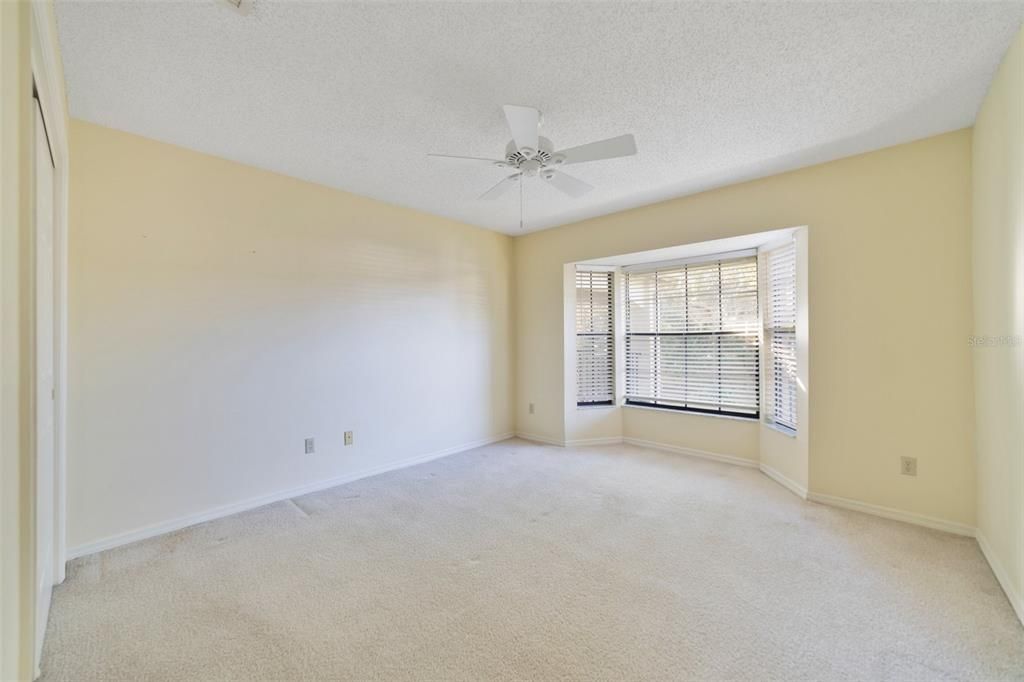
left=3, top=0, right=1024, bottom=679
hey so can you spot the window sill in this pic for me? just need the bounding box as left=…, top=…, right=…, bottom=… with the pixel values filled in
left=622, top=403, right=758, bottom=423
left=762, top=421, right=797, bottom=438
left=577, top=403, right=617, bottom=411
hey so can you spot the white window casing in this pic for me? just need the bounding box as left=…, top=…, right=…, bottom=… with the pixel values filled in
left=575, top=269, right=615, bottom=406
left=764, top=240, right=798, bottom=432
left=623, top=253, right=760, bottom=417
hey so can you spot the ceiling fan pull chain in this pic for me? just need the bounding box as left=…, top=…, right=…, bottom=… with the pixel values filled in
left=520, top=174, right=524, bottom=231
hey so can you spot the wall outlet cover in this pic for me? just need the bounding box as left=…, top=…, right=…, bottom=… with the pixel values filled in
left=344, top=431, right=353, bottom=446
left=304, top=438, right=315, bottom=454
left=900, top=456, right=917, bottom=476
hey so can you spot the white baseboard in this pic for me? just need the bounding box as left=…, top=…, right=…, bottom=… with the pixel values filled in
left=976, top=531, right=1024, bottom=626
left=513, top=431, right=565, bottom=447
left=68, top=432, right=514, bottom=560
left=759, top=463, right=808, bottom=499
left=565, top=436, right=624, bottom=447
left=514, top=433, right=624, bottom=447
left=622, top=437, right=758, bottom=469
left=807, top=491, right=975, bottom=537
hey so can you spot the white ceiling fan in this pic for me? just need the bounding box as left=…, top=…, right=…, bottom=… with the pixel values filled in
left=428, top=105, right=637, bottom=226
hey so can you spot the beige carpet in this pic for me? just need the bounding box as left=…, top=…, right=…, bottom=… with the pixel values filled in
left=42, top=439, right=1023, bottom=681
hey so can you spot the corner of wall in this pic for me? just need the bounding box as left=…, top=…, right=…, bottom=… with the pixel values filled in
left=970, top=23, right=1024, bottom=626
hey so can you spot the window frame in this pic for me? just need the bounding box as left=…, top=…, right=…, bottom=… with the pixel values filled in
left=575, top=268, right=616, bottom=407
left=622, top=251, right=761, bottom=419
left=762, top=239, right=798, bottom=434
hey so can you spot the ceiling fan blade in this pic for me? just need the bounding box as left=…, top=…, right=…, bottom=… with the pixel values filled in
left=479, top=174, right=521, bottom=200
left=427, top=153, right=506, bottom=167
left=502, top=104, right=540, bottom=156
left=555, top=134, right=637, bottom=166
left=542, top=170, right=593, bottom=198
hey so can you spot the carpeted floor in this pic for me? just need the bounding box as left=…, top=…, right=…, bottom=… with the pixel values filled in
left=42, top=439, right=1024, bottom=681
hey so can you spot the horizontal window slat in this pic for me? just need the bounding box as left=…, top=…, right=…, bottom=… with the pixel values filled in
left=576, top=270, right=615, bottom=405
left=764, top=241, right=798, bottom=431
left=624, top=255, right=759, bottom=415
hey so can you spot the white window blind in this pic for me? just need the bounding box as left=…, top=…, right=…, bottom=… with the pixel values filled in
left=576, top=270, right=614, bottom=406
left=624, top=255, right=760, bottom=417
left=764, top=241, right=797, bottom=431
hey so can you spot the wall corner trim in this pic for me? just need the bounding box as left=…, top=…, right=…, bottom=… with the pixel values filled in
left=68, top=432, right=515, bottom=561
left=976, top=531, right=1024, bottom=627
left=759, top=463, right=808, bottom=499
left=621, top=437, right=759, bottom=469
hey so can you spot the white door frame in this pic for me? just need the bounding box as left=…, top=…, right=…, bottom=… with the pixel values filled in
left=30, top=0, right=67, bottom=585
left=29, top=3, right=69, bottom=676
left=31, top=92, right=54, bottom=679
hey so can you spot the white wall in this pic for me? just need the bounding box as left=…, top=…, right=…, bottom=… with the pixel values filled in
left=67, top=121, right=514, bottom=554
left=972, top=25, right=1024, bottom=623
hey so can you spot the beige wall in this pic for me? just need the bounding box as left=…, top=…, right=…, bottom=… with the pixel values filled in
left=67, top=121, right=514, bottom=553
left=0, top=4, right=34, bottom=678
left=515, top=130, right=976, bottom=528
left=624, top=408, right=760, bottom=463
left=972, top=25, right=1024, bottom=623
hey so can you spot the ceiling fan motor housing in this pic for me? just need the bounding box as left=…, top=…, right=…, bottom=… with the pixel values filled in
left=502, top=137, right=563, bottom=173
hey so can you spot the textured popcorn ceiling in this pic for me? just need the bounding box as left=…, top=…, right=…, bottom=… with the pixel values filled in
left=56, top=1, right=1024, bottom=234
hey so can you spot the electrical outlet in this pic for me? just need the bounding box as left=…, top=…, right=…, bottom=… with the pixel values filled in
left=900, top=456, right=917, bottom=476
left=529, top=402, right=535, bottom=415
left=344, top=431, right=353, bottom=446
left=304, top=438, right=315, bottom=454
